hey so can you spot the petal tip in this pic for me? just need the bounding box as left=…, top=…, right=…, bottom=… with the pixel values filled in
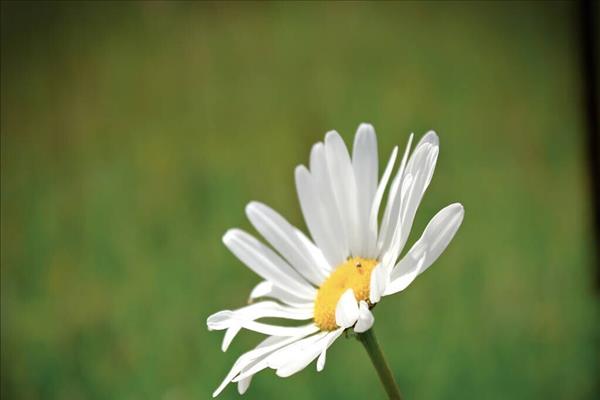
left=245, top=201, right=260, bottom=214
left=357, top=122, right=375, bottom=132
left=294, top=164, right=309, bottom=179
left=324, top=130, right=341, bottom=141
left=422, top=130, right=439, bottom=147
left=222, top=228, right=241, bottom=245
left=335, top=289, right=359, bottom=328
left=448, top=203, right=465, bottom=220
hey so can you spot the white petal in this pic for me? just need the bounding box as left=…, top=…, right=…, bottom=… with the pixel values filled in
left=249, top=280, right=314, bottom=308
left=316, top=328, right=345, bottom=371
left=295, top=165, right=346, bottom=266
left=396, top=133, right=439, bottom=253
left=352, top=123, right=378, bottom=198
left=324, top=131, right=361, bottom=257
left=272, top=332, right=336, bottom=377
left=369, top=262, right=390, bottom=304
left=385, top=203, right=464, bottom=296
left=335, top=289, right=359, bottom=328
left=238, top=301, right=314, bottom=320
left=354, top=301, right=375, bottom=333
left=378, top=174, right=412, bottom=271
left=418, top=130, right=439, bottom=147
left=212, top=317, right=319, bottom=337
left=231, top=334, right=293, bottom=393
left=246, top=202, right=328, bottom=285
left=366, top=146, right=398, bottom=258
left=395, top=133, right=415, bottom=186
left=266, top=332, right=327, bottom=371
left=232, top=333, right=320, bottom=383
left=232, top=363, right=263, bottom=384
left=352, top=123, right=378, bottom=256
left=223, top=229, right=316, bottom=298
left=383, top=255, right=424, bottom=297
left=207, top=302, right=314, bottom=349
left=249, top=280, right=272, bottom=299
left=212, top=336, right=290, bottom=397
left=377, top=134, right=413, bottom=255
left=293, top=228, right=332, bottom=274
left=212, top=333, right=312, bottom=397
left=308, top=143, right=349, bottom=262
left=237, top=377, right=251, bottom=394
left=222, top=326, right=241, bottom=352
left=407, top=202, right=464, bottom=275
left=379, top=133, right=439, bottom=265
left=213, top=357, right=253, bottom=397
left=232, top=354, right=276, bottom=383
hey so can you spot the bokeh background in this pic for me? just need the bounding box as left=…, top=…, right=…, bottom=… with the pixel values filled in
left=1, top=1, right=598, bottom=399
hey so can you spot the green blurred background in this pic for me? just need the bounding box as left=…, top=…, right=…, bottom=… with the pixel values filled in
left=1, top=1, right=598, bottom=399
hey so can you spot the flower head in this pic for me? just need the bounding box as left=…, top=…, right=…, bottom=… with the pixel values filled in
left=207, top=124, right=464, bottom=396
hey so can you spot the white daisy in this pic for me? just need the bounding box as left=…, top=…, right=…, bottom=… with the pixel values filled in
left=207, top=124, right=464, bottom=397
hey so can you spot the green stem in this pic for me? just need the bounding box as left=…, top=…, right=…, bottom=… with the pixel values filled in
left=357, top=328, right=403, bottom=400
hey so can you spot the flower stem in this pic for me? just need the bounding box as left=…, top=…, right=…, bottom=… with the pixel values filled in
left=357, top=328, right=403, bottom=400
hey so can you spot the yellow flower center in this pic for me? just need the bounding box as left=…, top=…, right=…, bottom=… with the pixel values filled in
left=313, top=257, right=378, bottom=331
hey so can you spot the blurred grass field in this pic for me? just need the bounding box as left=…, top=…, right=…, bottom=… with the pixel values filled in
left=1, top=1, right=598, bottom=399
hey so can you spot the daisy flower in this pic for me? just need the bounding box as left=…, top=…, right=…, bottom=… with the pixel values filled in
left=207, top=124, right=464, bottom=397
